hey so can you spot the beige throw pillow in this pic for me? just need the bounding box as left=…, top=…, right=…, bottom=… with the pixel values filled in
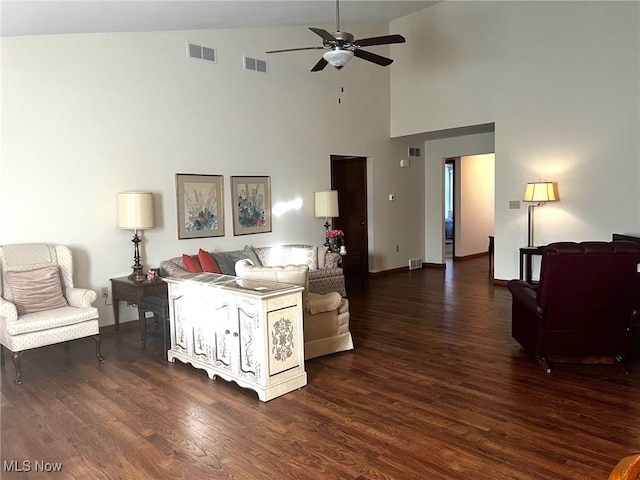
left=290, top=246, right=318, bottom=270
left=7, top=265, right=69, bottom=315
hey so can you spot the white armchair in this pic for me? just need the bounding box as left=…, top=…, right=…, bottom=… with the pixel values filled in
left=235, top=262, right=353, bottom=360
left=0, top=244, right=104, bottom=384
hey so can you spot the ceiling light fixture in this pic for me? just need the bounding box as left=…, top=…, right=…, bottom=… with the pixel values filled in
left=322, top=49, right=354, bottom=69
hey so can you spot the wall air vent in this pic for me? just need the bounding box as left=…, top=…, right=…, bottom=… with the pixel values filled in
left=409, top=258, right=423, bottom=270
left=408, top=147, right=421, bottom=157
left=187, top=42, right=217, bottom=63
left=244, top=56, right=269, bottom=74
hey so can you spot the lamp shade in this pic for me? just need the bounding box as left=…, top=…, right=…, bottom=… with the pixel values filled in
left=323, top=49, right=354, bottom=68
left=118, top=192, right=154, bottom=229
left=523, top=182, right=556, bottom=203
left=315, top=191, right=339, bottom=218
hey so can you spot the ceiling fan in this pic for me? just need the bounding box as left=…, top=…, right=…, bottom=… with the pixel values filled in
left=266, top=0, right=406, bottom=72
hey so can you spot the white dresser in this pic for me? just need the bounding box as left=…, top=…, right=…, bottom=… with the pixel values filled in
left=164, top=274, right=307, bottom=401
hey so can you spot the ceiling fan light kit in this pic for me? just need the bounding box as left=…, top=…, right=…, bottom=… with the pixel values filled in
left=323, top=49, right=354, bottom=68
left=266, top=0, right=405, bottom=72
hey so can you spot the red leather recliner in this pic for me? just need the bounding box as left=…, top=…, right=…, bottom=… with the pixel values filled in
left=507, top=241, right=640, bottom=373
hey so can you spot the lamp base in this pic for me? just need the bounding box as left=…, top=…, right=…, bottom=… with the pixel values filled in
left=128, top=231, right=145, bottom=282
left=128, top=267, right=146, bottom=283
left=324, top=220, right=331, bottom=248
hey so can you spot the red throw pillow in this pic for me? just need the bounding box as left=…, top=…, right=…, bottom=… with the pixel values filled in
left=199, top=249, right=221, bottom=273
left=182, top=254, right=202, bottom=273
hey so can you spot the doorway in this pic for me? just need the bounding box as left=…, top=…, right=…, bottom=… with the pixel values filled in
left=330, top=155, right=369, bottom=293
left=444, top=158, right=455, bottom=258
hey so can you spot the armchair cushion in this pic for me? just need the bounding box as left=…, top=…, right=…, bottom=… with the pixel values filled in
left=6, top=306, right=99, bottom=336
left=7, top=266, right=68, bottom=315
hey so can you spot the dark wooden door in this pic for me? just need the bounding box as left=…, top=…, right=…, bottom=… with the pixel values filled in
left=331, top=155, right=368, bottom=292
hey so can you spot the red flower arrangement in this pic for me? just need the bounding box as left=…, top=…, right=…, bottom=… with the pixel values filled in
left=325, top=229, right=344, bottom=240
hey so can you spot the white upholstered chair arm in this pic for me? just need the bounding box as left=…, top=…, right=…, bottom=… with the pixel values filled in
left=306, top=292, right=343, bottom=314
left=66, top=287, right=97, bottom=308
left=0, top=296, right=18, bottom=323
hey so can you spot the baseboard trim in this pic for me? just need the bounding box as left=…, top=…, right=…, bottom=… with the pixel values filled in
left=369, top=262, right=447, bottom=276
left=454, top=252, right=489, bottom=261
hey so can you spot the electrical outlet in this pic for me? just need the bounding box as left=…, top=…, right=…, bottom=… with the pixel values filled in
left=509, top=200, right=520, bottom=209
left=101, top=287, right=108, bottom=299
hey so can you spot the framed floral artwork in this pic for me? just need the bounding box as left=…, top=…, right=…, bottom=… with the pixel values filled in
left=231, top=176, right=272, bottom=235
left=175, top=174, right=224, bottom=239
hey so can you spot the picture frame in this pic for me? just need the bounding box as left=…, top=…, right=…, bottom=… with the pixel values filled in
left=175, top=174, right=224, bottom=239
left=231, top=176, right=272, bottom=235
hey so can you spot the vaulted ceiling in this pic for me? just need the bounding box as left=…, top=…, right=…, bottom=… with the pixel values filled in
left=1, top=1, right=438, bottom=37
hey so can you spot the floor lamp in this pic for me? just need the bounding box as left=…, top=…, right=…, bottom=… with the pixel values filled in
left=118, top=192, right=155, bottom=282
left=314, top=191, right=339, bottom=248
left=523, top=182, right=557, bottom=247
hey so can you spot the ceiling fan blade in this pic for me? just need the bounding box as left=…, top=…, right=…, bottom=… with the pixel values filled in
left=311, top=57, right=329, bottom=72
left=266, top=46, right=325, bottom=54
left=353, top=49, right=394, bottom=67
left=355, top=34, right=406, bottom=47
left=309, top=27, right=337, bottom=43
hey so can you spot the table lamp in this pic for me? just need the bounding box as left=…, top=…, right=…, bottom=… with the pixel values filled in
left=118, top=192, right=154, bottom=282
left=315, top=191, right=339, bottom=247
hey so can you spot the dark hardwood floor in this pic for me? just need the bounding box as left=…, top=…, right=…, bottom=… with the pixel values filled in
left=2, top=256, right=639, bottom=479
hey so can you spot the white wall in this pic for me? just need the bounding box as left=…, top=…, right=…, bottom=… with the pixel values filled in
left=371, top=137, right=425, bottom=272
left=1, top=23, right=413, bottom=326
left=391, top=1, right=640, bottom=280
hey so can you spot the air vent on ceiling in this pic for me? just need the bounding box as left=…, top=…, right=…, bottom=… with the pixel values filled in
left=187, top=42, right=217, bottom=63
left=244, top=56, right=268, bottom=74
left=408, top=147, right=421, bottom=157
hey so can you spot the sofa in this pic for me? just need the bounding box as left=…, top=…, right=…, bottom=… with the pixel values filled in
left=507, top=241, right=640, bottom=373
left=160, top=244, right=347, bottom=297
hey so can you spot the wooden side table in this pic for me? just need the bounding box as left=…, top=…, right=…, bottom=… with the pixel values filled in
left=519, top=246, right=545, bottom=284
left=110, top=276, right=168, bottom=341
left=139, top=294, right=170, bottom=360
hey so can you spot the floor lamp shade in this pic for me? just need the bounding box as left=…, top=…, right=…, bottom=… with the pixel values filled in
left=118, top=192, right=154, bottom=229
left=315, top=191, right=339, bottom=219
left=523, top=182, right=556, bottom=203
